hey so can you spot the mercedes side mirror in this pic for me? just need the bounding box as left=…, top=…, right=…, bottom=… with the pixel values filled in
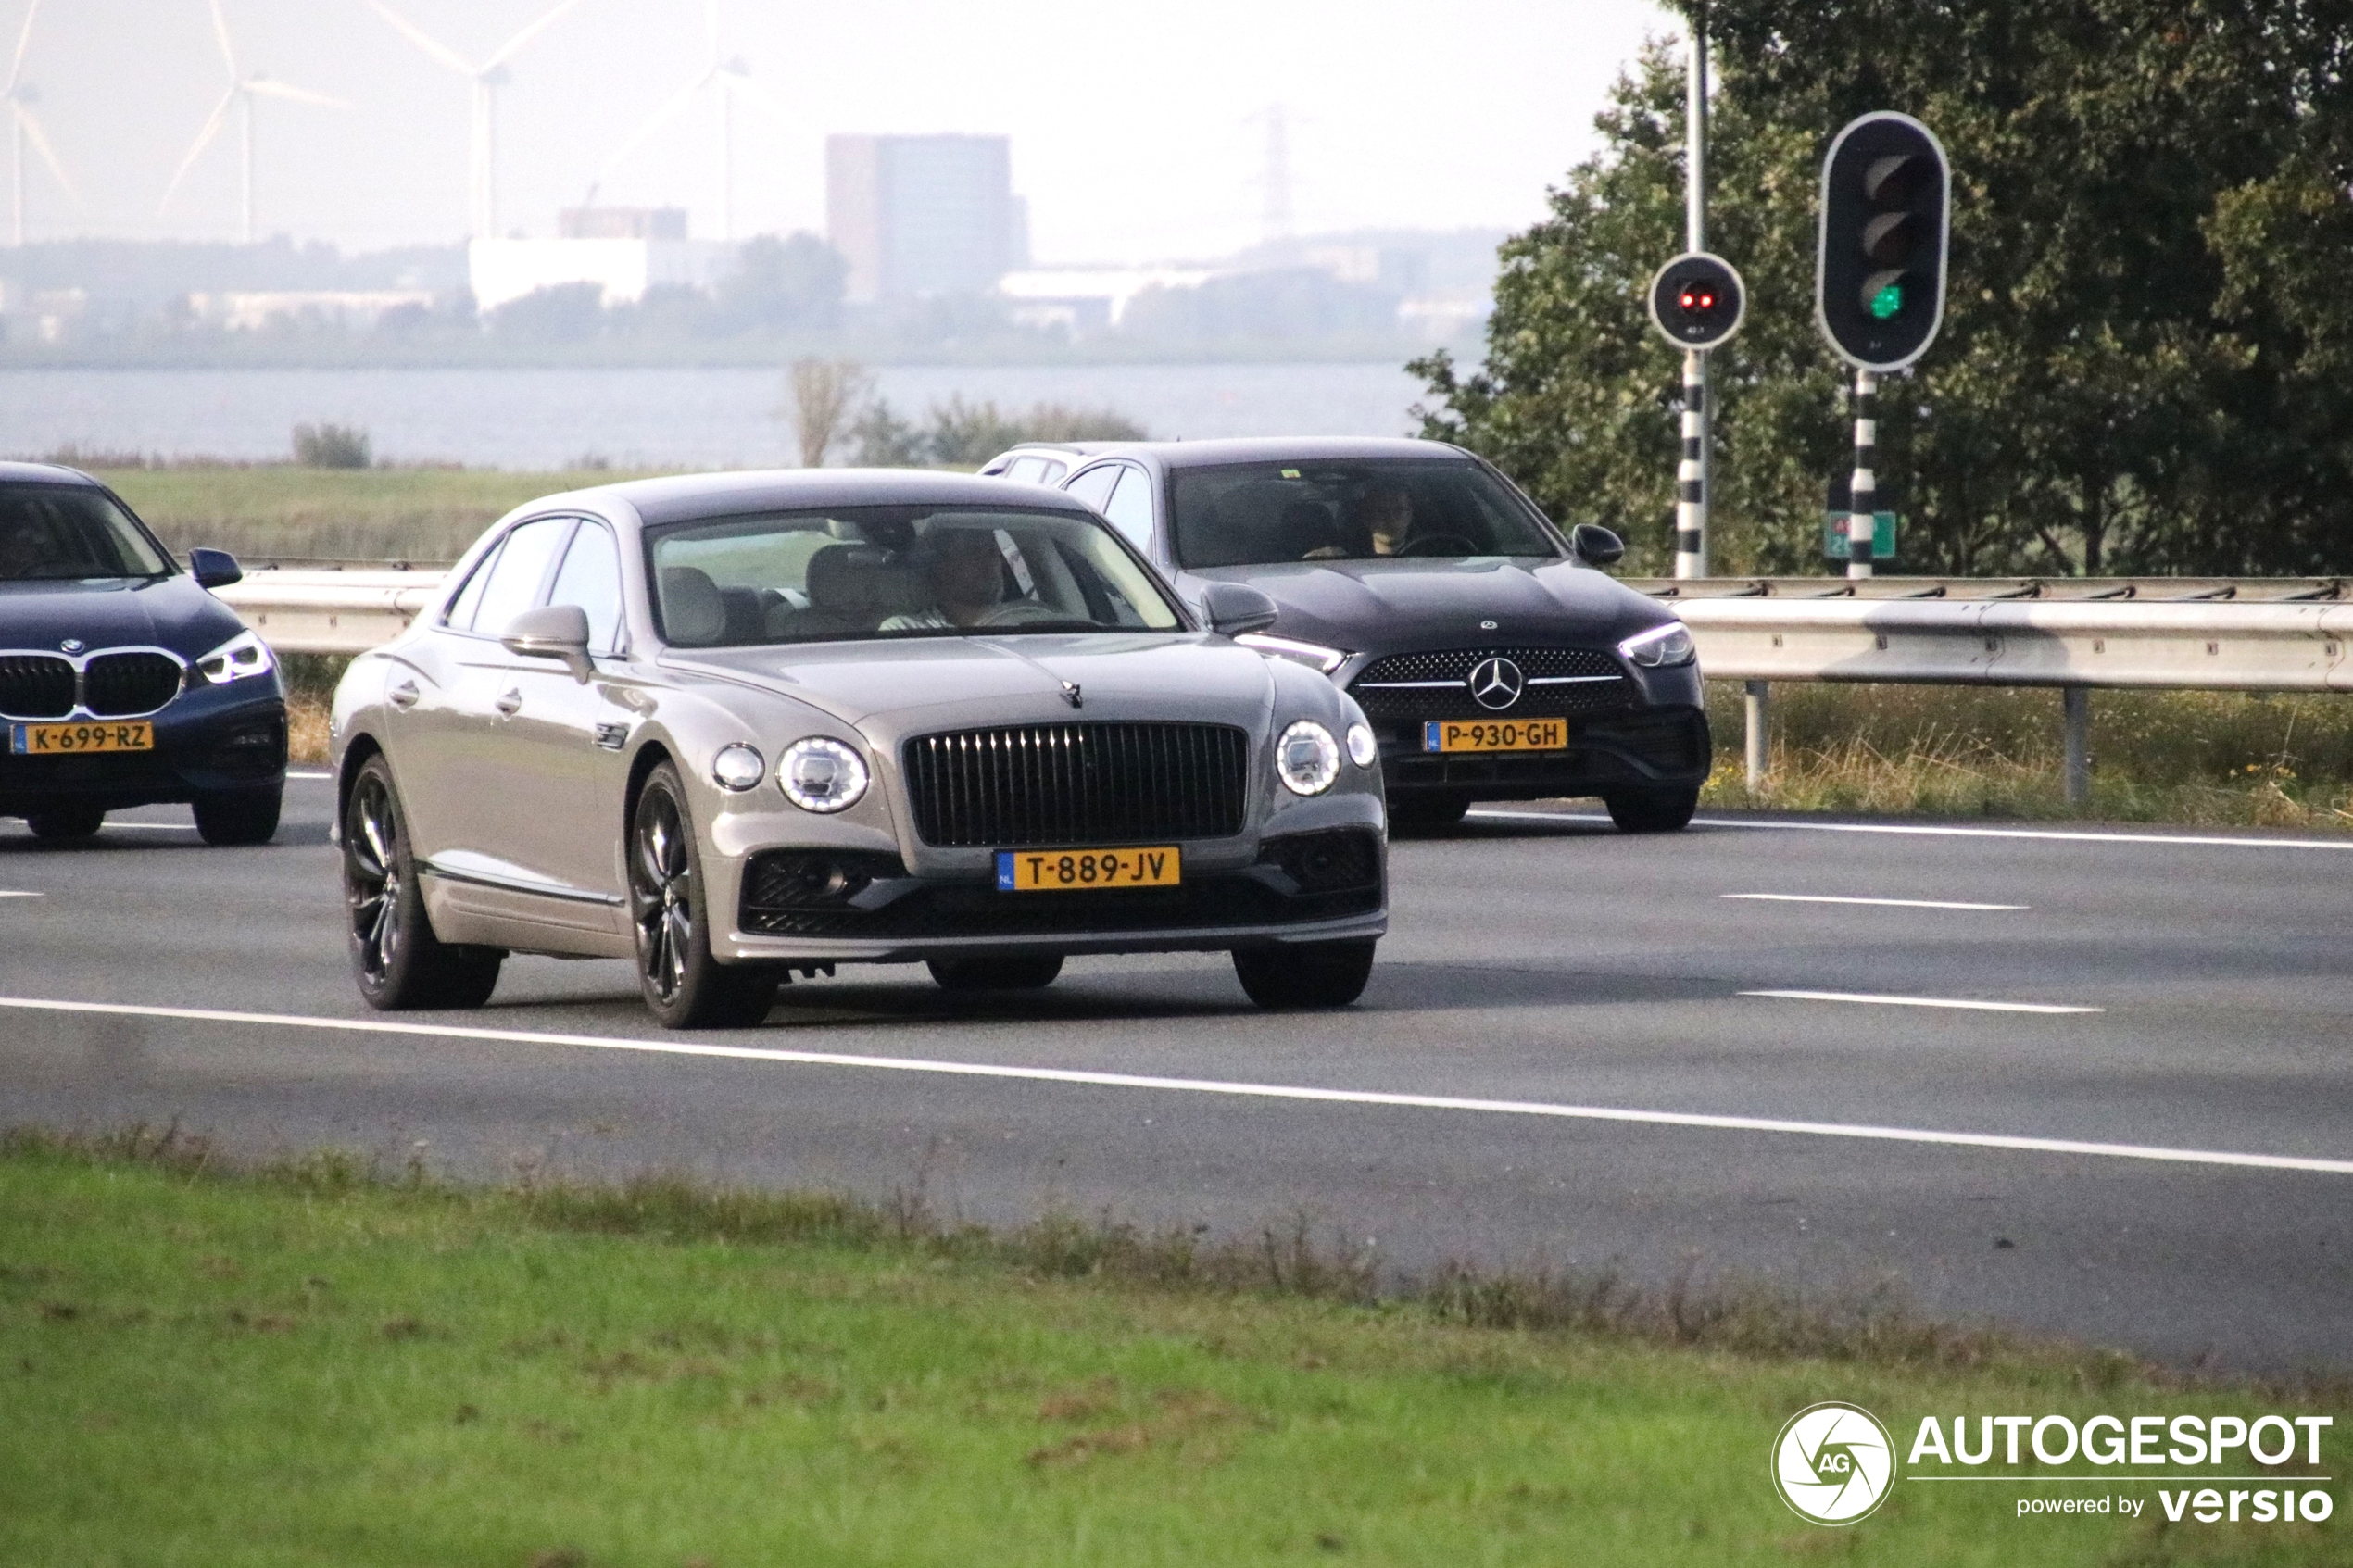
left=1569, top=523, right=1624, bottom=567
left=1201, top=582, right=1279, bottom=636
left=189, top=547, right=243, bottom=589
left=501, top=603, right=595, bottom=682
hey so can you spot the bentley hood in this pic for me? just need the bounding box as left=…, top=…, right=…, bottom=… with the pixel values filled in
left=1189, top=557, right=1671, bottom=651
left=663, top=633, right=1286, bottom=732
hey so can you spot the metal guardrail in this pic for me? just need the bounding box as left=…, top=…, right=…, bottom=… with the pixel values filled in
left=226, top=566, right=2353, bottom=801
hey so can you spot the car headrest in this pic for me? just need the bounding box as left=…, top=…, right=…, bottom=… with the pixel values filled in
left=659, top=566, right=727, bottom=646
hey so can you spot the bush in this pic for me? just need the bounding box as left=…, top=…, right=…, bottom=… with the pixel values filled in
left=849, top=396, right=1147, bottom=468
left=290, top=422, right=371, bottom=470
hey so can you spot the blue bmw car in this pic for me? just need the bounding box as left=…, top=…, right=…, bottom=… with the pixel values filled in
left=0, top=463, right=286, bottom=844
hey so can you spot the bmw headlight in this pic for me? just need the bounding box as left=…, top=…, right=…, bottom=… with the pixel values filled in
left=778, top=736, right=869, bottom=813
left=195, top=629, right=275, bottom=684
left=1617, top=621, right=1696, bottom=669
left=1345, top=721, right=1378, bottom=769
left=711, top=744, right=766, bottom=793
left=1235, top=632, right=1349, bottom=675
left=1276, top=720, right=1340, bottom=797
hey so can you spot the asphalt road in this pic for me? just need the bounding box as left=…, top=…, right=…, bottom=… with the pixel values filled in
left=3, top=774, right=2349, bottom=1373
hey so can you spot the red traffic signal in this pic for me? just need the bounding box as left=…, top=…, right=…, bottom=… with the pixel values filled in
left=1648, top=252, right=1746, bottom=350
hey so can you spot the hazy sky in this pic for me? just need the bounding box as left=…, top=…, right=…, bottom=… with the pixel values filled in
left=14, top=0, right=1678, bottom=260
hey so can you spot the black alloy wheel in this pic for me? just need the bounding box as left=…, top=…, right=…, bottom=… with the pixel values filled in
left=628, top=762, right=776, bottom=1030
left=928, top=954, right=1064, bottom=991
left=1603, top=784, right=1700, bottom=834
left=1232, top=937, right=1377, bottom=1010
left=194, top=786, right=283, bottom=847
left=1387, top=795, right=1469, bottom=835
left=24, top=805, right=106, bottom=842
left=344, top=755, right=501, bottom=1010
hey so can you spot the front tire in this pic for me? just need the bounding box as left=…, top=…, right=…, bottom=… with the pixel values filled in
left=628, top=762, right=775, bottom=1030
left=1604, top=785, right=1699, bottom=834
left=344, top=756, right=501, bottom=1010
left=25, top=805, right=105, bottom=841
left=928, top=954, right=1063, bottom=991
left=1233, top=938, right=1376, bottom=1010
left=194, top=787, right=282, bottom=846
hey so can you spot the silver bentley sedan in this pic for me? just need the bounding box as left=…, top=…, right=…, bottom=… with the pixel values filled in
left=329, top=470, right=1387, bottom=1028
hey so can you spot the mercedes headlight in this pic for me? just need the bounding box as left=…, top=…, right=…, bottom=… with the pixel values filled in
left=711, top=744, right=766, bottom=793
left=1345, top=721, right=1378, bottom=769
left=1617, top=621, right=1696, bottom=668
left=195, top=629, right=275, bottom=684
left=1276, top=721, right=1340, bottom=797
left=1235, top=632, right=1348, bottom=674
left=778, top=736, right=869, bottom=813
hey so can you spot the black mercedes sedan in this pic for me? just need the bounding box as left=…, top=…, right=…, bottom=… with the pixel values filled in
left=0, top=463, right=286, bottom=844
left=979, top=437, right=1708, bottom=832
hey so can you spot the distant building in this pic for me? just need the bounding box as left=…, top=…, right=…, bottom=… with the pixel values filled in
left=826, top=134, right=1025, bottom=302
left=468, top=207, right=736, bottom=313
left=997, top=266, right=1222, bottom=335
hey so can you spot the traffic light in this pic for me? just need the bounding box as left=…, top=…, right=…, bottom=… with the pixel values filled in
left=1815, top=112, right=1949, bottom=370
left=1648, top=251, right=1746, bottom=350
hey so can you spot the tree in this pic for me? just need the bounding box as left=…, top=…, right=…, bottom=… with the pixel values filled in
left=1415, top=3, right=2353, bottom=577
left=716, top=232, right=849, bottom=334
left=785, top=358, right=871, bottom=467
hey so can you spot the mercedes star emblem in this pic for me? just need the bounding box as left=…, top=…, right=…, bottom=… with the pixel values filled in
left=1468, top=656, right=1524, bottom=710
left=59, top=638, right=83, bottom=654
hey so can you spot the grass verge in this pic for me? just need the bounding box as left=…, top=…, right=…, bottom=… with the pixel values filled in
left=1704, top=682, right=2353, bottom=831
left=1, top=1127, right=2342, bottom=1566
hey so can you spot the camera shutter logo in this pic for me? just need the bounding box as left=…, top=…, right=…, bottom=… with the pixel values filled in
left=1772, top=1402, right=1896, bottom=1525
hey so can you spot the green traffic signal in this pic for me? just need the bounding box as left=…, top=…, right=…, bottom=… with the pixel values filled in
left=1869, top=282, right=1905, bottom=320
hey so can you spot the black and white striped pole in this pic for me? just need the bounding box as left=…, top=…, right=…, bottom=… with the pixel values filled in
left=1846, top=370, right=1878, bottom=578
left=1678, top=355, right=1708, bottom=577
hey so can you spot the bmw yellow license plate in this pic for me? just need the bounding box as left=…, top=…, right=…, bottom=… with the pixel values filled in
left=997, top=847, right=1181, bottom=891
left=1422, top=718, right=1567, bottom=753
left=10, top=721, right=154, bottom=755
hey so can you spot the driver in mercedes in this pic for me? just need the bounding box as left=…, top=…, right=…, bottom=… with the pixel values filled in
left=879, top=526, right=1062, bottom=631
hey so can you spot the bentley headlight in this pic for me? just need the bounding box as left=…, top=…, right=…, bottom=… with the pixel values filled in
left=1276, top=721, right=1340, bottom=797
left=1345, top=721, right=1378, bottom=769
left=779, top=736, right=869, bottom=813
left=1617, top=621, right=1696, bottom=668
left=195, top=629, right=275, bottom=684
left=1235, top=632, right=1348, bottom=675
left=711, top=744, right=766, bottom=793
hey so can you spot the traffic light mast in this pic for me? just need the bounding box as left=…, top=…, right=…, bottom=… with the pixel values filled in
left=1815, top=111, right=1949, bottom=577
left=1681, top=18, right=1708, bottom=580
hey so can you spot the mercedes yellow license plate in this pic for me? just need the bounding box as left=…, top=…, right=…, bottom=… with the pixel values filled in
left=997, top=847, right=1181, bottom=891
left=10, top=721, right=154, bottom=755
left=1423, top=718, right=1567, bottom=753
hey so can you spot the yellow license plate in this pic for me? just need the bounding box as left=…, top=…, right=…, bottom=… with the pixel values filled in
left=10, top=721, right=154, bottom=755
left=1422, top=718, right=1567, bottom=753
left=996, top=846, right=1181, bottom=891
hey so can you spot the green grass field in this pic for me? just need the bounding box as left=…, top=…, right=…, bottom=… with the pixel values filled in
left=1, top=1135, right=2343, bottom=1566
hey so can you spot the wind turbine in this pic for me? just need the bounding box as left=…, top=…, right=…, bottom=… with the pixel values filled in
left=362, top=0, right=592, bottom=239
left=4, top=0, right=79, bottom=246
left=159, top=0, right=347, bottom=245
left=585, top=0, right=786, bottom=241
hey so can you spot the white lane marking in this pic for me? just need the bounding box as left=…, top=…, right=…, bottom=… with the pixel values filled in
left=1468, top=809, right=2353, bottom=851
left=0, top=891, right=40, bottom=898
left=1743, top=988, right=2102, bottom=1015
left=96, top=822, right=199, bottom=832
left=0, top=995, right=2337, bottom=1175
left=288, top=771, right=333, bottom=781
left=1724, top=893, right=2028, bottom=911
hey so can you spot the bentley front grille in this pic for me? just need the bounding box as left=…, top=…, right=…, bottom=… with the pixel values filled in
left=1348, top=646, right=1632, bottom=721
left=82, top=652, right=185, bottom=718
left=0, top=654, right=77, bottom=719
left=902, top=721, right=1250, bottom=847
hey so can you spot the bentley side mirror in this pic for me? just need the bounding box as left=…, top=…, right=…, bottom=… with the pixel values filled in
left=189, top=547, right=243, bottom=589
left=1201, top=582, right=1279, bottom=636
left=1569, top=523, right=1624, bottom=567
left=501, top=603, right=595, bottom=682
